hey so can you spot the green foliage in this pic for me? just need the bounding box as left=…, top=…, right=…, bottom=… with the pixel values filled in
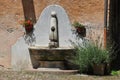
left=72, top=21, right=85, bottom=28
left=91, top=44, right=110, bottom=64
left=70, top=39, right=111, bottom=73
left=111, top=70, right=120, bottom=76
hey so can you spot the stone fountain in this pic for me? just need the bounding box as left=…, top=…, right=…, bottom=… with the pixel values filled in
left=29, top=10, right=74, bottom=69
left=11, top=5, right=77, bottom=70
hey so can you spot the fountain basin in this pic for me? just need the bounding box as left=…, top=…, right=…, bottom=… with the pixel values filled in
left=29, top=46, right=74, bottom=69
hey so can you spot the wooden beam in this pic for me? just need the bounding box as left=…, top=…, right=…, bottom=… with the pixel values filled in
left=104, top=0, right=108, bottom=48
left=22, top=0, right=36, bottom=23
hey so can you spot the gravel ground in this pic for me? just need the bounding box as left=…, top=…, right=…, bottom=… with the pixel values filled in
left=0, top=70, right=120, bottom=80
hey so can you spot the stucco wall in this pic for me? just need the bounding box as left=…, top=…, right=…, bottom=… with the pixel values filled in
left=0, top=0, right=104, bottom=67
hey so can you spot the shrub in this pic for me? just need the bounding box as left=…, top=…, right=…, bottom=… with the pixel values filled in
left=70, top=39, right=112, bottom=73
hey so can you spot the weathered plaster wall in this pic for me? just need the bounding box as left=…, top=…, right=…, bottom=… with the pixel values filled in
left=0, top=0, right=104, bottom=67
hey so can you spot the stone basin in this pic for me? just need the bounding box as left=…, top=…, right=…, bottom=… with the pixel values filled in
left=29, top=46, right=73, bottom=50
left=28, top=46, right=74, bottom=69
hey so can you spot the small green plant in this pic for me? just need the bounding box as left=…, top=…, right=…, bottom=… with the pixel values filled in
left=69, top=38, right=112, bottom=73
left=72, top=21, right=85, bottom=28
left=111, top=70, right=120, bottom=76
left=91, top=44, right=110, bottom=64
left=72, top=21, right=86, bottom=37
left=70, top=40, right=93, bottom=73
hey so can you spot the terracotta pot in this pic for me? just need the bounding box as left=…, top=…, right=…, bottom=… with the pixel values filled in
left=93, top=64, right=105, bottom=75
left=25, top=25, right=33, bottom=33
left=76, top=27, right=86, bottom=37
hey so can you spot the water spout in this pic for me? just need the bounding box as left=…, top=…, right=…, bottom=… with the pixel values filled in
left=49, top=11, right=59, bottom=48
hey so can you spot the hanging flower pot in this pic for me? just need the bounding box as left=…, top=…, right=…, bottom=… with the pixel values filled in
left=76, top=27, right=86, bottom=37
left=72, top=21, right=86, bottom=37
left=24, top=24, right=33, bottom=33
left=22, top=20, right=34, bottom=34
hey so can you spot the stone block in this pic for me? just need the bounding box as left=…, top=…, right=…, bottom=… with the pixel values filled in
left=39, top=61, right=65, bottom=69
left=29, top=47, right=74, bottom=61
